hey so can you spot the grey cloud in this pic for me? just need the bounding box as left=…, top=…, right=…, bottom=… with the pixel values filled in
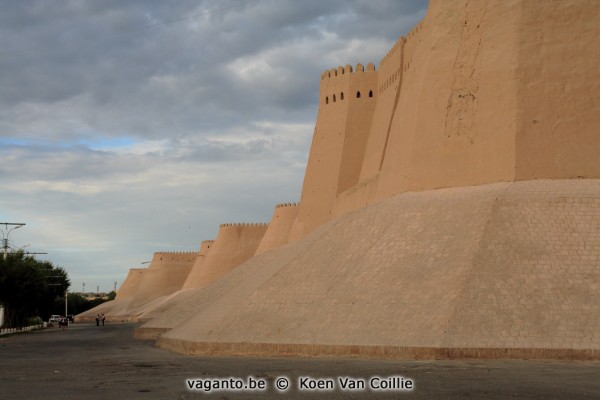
left=0, top=144, right=149, bottom=181
left=0, top=0, right=427, bottom=140
left=0, top=0, right=427, bottom=290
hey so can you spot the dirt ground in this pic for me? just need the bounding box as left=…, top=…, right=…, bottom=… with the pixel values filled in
left=0, top=323, right=598, bottom=399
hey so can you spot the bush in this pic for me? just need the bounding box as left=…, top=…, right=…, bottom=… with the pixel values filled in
left=26, top=316, right=43, bottom=326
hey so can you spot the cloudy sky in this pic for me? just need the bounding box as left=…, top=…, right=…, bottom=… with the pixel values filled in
left=0, top=0, right=427, bottom=293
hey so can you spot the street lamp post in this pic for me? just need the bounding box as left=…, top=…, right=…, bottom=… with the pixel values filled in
left=0, top=223, right=26, bottom=260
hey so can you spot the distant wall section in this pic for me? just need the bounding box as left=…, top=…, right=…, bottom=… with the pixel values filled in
left=255, top=203, right=299, bottom=254
left=128, top=251, right=198, bottom=309
left=189, top=223, right=268, bottom=288
left=116, top=268, right=146, bottom=299
left=182, top=240, right=215, bottom=290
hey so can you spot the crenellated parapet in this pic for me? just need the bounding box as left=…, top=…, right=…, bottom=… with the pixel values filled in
left=377, top=19, right=426, bottom=96
left=129, top=267, right=147, bottom=271
left=199, top=239, right=214, bottom=255
left=275, top=202, right=299, bottom=208
left=153, top=251, right=200, bottom=256
left=320, top=63, right=377, bottom=106
left=378, top=37, right=405, bottom=95
left=219, top=222, right=269, bottom=228
left=152, top=251, right=200, bottom=263
left=380, top=18, right=424, bottom=68
left=380, top=38, right=404, bottom=68
left=402, top=19, right=425, bottom=72
left=406, top=19, right=425, bottom=40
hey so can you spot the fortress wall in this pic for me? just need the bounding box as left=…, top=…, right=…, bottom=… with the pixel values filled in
left=375, top=0, right=519, bottom=201
left=127, top=251, right=198, bottom=310
left=115, top=268, right=146, bottom=299
left=199, top=240, right=214, bottom=254
left=135, top=237, right=316, bottom=339
left=186, top=223, right=268, bottom=288
left=255, top=203, right=299, bottom=255
left=75, top=268, right=147, bottom=322
left=290, top=64, right=381, bottom=240
left=155, top=180, right=600, bottom=358
left=515, top=0, right=600, bottom=181
left=336, top=63, right=378, bottom=194
left=132, top=0, right=600, bottom=358
left=332, top=175, right=379, bottom=218
left=333, top=38, right=406, bottom=217
left=288, top=68, right=353, bottom=241
left=181, top=240, right=214, bottom=290
left=182, top=257, right=206, bottom=290
left=318, top=0, right=599, bottom=225
left=358, top=37, right=405, bottom=183
left=77, top=267, right=147, bottom=321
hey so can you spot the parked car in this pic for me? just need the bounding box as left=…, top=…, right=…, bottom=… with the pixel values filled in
left=48, top=315, right=61, bottom=324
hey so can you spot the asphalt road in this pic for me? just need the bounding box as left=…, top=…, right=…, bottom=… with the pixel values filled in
left=0, top=323, right=598, bottom=399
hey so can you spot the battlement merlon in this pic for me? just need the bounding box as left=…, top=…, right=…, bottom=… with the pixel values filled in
left=379, top=19, right=425, bottom=68
left=152, top=251, right=200, bottom=256
left=320, top=63, right=376, bottom=80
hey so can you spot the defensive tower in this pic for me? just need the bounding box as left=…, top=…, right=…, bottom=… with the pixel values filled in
left=290, top=63, right=377, bottom=240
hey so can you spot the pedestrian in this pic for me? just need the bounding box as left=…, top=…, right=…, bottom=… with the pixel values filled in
left=101, top=314, right=105, bottom=326
left=95, top=315, right=99, bottom=326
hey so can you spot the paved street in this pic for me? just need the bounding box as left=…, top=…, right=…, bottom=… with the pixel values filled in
left=0, top=323, right=598, bottom=399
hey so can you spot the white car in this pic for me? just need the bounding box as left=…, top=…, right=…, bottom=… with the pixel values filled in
left=48, top=315, right=61, bottom=324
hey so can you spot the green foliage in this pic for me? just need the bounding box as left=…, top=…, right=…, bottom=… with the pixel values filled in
left=86, top=297, right=109, bottom=308
left=26, top=316, right=43, bottom=326
left=0, top=251, right=70, bottom=328
left=107, top=291, right=116, bottom=301
left=65, top=292, right=87, bottom=315
left=52, top=292, right=113, bottom=316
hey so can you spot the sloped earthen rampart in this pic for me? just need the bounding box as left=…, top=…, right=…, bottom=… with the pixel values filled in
left=154, top=180, right=600, bottom=359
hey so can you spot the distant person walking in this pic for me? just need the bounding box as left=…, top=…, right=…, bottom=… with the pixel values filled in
left=95, top=315, right=100, bottom=326
left=101, top=314, right=105, bottom=326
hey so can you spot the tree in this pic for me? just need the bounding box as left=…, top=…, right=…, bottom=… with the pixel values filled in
left=0, top=251, right=70, bottom=327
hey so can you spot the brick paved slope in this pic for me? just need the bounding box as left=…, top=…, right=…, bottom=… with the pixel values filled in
left=138, top=180, right=599, bottom=358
